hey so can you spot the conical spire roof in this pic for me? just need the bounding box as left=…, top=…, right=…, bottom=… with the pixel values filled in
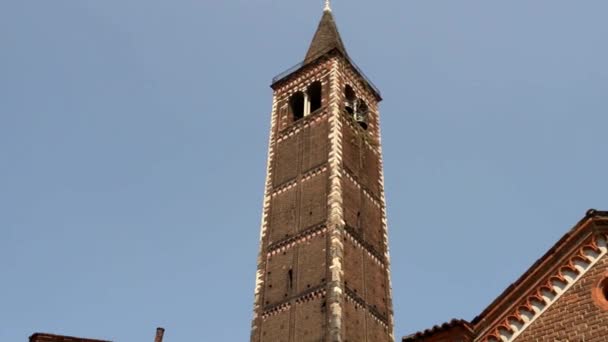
left=304, top=9, right=348, bottom=63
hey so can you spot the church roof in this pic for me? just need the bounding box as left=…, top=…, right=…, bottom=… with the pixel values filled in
left=403, top=319, right=473, bottom=341
left=402, top=209, right=608, bottom=342
left=304, top=9, right=348, bottom=63
left=29, top=333, right=111, bottom=342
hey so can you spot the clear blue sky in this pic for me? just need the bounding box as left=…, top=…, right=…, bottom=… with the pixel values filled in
left=1, top=1, right=607, bottom=341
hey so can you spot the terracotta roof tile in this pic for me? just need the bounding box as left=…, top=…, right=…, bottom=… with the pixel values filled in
left=29, top=333, right=111, bottom=342
left=403, top=319, right=474, bottom=341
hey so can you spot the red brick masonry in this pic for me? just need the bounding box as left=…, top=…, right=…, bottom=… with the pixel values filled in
left=404, top=209, right=608, bottom=342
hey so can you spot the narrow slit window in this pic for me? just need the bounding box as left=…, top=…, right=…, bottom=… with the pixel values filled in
left=288, top=269, right=294, bottom=290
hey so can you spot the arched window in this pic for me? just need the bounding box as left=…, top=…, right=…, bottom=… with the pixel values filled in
left=593, top=275, right=608, bottom=311
left=290, top=92, right=305, bottom=121
left=344, top=85, right=369, bottom=130
left=355, top=100, right=369, bottom=130
left=307, top=81, right=322, bottom=113
left=344, top=85, right=356, bottom=115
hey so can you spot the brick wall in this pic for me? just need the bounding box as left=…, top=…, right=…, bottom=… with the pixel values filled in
left=367, top=315, right=391, bottom=341
left=296, top=234, right=327, bottom=292
left=299, top=173, right=328, bottom=231
left=294, top=297, right=327, bottom=341
left=364, top=254, right=388, bottom=318
left=265, top=248, right=297, bottom=306
left=261, top=310, right=290, bottom=342
left=343, top=237, right=364, bottom=295
left=361, top=195, right=384, bottom=254
left=515, top=253, right=608, bottom=341
left=344, top=299, right=366, bottom=341
left=273, top=134, right=299, bottom=186
left=256, top=61, right=333, bottom=341
left=253, top=53, right=394, bottom=341
left=269, top=189, right=297, bottom=245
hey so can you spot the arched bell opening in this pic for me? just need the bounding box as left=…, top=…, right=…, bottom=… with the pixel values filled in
left=307, top=81, right=322, bottom=114
left=344, top=84, right=369, bottom=130
left=344, top=85, right=356, bottom=115
left=355, top=100, right=369, bottom=130
left=290, top=92, right=305, bottom=121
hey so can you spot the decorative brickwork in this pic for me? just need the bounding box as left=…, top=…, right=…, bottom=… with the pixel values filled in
left=481, top=232, right=608, bottom=342
left=515, top=253, right=608, bottom=341
left=403, top=211, right=608, bottom=342
left=592, top=271, right=608, bottom=311
left=251, top=7, right=393, bottom=342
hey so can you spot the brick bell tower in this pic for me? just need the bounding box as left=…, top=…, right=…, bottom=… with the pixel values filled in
left=251, top=2, right=394, bottom=341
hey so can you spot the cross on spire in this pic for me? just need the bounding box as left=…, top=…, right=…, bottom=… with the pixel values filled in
left=324, top=0, right=331, bottom=12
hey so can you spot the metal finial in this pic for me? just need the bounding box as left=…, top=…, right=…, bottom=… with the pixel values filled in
left=324, top=0, right=331, bottom=12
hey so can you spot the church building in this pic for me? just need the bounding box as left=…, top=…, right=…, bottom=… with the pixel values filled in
left=404, top=209, right=608, bottom=342
left=28, top=2, right=608, bottom=342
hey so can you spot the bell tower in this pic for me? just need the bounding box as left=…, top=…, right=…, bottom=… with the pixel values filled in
left=251, top=3, right=394, bottom=341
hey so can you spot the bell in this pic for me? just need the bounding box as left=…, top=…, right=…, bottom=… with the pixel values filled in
left=354, top=112, right=368, bottom=130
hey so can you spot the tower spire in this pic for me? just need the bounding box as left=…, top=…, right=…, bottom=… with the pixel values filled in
left=304, top=3, right=347, bottom=63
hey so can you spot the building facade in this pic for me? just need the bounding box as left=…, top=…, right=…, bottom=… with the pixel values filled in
left=403, top=210, right=608, bottom=342
left=250, top=4, right=395, bottom=342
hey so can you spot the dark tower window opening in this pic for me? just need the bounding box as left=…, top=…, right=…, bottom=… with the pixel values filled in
left=344, top=85, right=369, bottom=130
left=290, top=92, right=305, bottom=121
left=308, top=81, right=323, bottom=113
left=344, top=85, right=356, bottom=115
left=355, top=100, right=369, bottom=130
left=603, top=280, right=608, bottom=301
